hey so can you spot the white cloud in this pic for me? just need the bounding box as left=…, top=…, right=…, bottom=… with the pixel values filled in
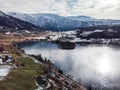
left=69, top=0, right=120, bottom=19
left=0, top=0, right=120, bottom=19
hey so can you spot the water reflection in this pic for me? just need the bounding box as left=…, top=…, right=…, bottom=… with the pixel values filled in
left=98, top=58, right=111, bottom=75
left=21, top=42, right=120, bottom=89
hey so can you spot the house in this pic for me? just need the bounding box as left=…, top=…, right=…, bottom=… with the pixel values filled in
left=35, top=75, right=53, bottom=90
left=35, top=75, right=47, bottom=89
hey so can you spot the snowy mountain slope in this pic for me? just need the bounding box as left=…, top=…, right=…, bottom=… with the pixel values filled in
left=8, top=12, right=120, bottom=31
left=0, top=11, right=40, bottom=30
left=68, top=15, right=94, bottom=21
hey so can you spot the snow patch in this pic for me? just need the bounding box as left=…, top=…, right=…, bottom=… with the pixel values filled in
left=0, top=65, right=12, bottom=81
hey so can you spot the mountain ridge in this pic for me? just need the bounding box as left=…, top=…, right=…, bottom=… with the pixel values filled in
left=8, top=12, right=120, bottom=31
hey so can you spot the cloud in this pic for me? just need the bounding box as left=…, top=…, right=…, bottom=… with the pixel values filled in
left=0, top=0, right=120, bottom=19
left=68, top=0, right=120, bottom=19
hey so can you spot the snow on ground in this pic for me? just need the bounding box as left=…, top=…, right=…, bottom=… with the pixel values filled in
left=0, top=58, right=12, bottom=64
left=0, top=65, right=12, bottom=81
left=0, top=58, right=3, bottom=64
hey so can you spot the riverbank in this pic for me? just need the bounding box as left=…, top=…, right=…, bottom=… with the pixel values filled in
left=28, top=54, right=87, bottom=90
left=12, top=40, right=87, bottom=90
left=14, top=39, right=87, bottom=90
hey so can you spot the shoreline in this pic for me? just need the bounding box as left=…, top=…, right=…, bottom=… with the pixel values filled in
left=11, top=38, right=120, bottom=90
left=12, top=41, right=87, bottom=90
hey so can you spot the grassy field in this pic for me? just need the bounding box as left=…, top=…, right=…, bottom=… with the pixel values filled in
left=0, top=57, right=43, bottom=90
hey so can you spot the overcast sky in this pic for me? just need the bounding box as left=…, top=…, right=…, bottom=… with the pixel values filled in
left=0, top=0, right=120, bottom=19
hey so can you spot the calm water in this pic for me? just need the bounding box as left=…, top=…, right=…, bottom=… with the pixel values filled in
left=19, top=41, right=120, bottom=89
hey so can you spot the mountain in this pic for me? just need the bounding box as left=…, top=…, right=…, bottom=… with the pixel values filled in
left=68, top=15, right=94, bottom=21
left=0, top=11, right=40, bottom=31
left=76, top=24, right=120, bottom=39
left=8, top=12, right=120, bottom=31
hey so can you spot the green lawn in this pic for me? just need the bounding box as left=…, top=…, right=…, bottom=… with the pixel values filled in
left=0, top=57, right=43, bottom=90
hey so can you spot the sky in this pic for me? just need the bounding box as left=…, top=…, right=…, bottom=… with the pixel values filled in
left=0, top=0, right=120, bottom=19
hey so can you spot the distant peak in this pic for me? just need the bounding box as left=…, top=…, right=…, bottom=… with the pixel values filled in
left=68, top=15, right=95, bottom=20
left=0, top=11, right=6, bottom=16
left=74, top=15, right=92, bottom=18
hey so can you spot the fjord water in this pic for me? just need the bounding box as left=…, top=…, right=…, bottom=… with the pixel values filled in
left=20, top=41, right=120, bottom=89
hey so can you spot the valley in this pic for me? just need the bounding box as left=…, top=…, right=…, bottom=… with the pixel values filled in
left=0, top=10, right=120, bottom=90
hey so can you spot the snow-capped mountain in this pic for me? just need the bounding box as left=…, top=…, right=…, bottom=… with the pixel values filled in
left=68, top=15, right=94, bottom=21
left=0, top=11, right=39, bottom=30
left=0, top=11, right=8, bottom=17
left=8, top=12, right=120, bottom=31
